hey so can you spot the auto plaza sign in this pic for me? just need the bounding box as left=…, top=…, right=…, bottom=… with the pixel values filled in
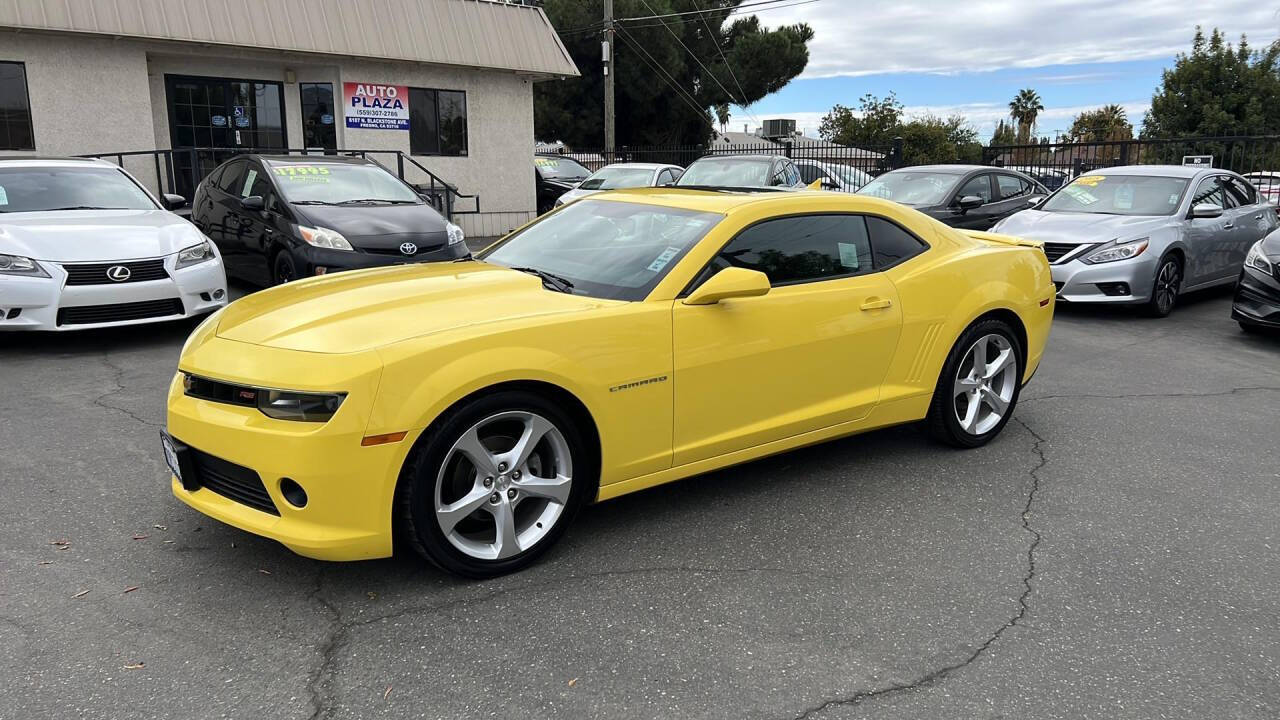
left=343, top=83, right=409, bottom=130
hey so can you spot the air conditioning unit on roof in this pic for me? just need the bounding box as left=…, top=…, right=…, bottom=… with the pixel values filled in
left=762, top=119, right=796, bottom=140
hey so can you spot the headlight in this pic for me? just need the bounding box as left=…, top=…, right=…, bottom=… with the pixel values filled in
left=1083, top=237, right=1149, bottom=264
left=257, top=389, right=346, bottom=422
left=298, top=226, right=354, bottom=251
left=446, top=222, right=465, bottom=246
left=1245, top=240, right=1274, bottom=275
left=0, top=253, right=50, bottom=277
left=175, top=240, right=215, bottom=269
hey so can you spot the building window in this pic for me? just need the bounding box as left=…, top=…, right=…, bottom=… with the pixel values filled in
left=409, top=88, right=467, bottom=156
left=299, top=83, right=337, bottom=150
left=0, top=62, right=34, bottom=151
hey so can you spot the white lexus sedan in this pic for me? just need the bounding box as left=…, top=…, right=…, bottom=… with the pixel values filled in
left=0, top=157, right=227, bottom=331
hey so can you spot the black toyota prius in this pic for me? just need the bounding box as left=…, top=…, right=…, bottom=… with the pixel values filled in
left=191, top=155, right=468, bottom=286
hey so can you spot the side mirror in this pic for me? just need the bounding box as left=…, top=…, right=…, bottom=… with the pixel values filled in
left=683, top=267, right=771, bottom=306
left=956, top=195, right=985, bottom=213
left=1190, top=203, right=1223, bottom=219
left=241, top=195, right=265, bottom=211
left=162, top=193, right=186, bottom=210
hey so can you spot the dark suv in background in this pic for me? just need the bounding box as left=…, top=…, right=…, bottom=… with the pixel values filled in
left=191, top=155, right=467, bottom=286
left=857, top=165, right=1048, bottom=230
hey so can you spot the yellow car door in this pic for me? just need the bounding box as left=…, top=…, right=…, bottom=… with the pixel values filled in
left=671, top=213, right=903, bottom=466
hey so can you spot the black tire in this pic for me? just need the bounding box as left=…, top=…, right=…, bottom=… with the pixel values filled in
left=1142, top=254, right=1182, bottom=318
left=925, top=318, right=1025, bottom=449
left=397, top=390, right=592, bottom=579
left=272, top=250, right=298, bottom=286
left=1239, top=321, right=1262, bottom=335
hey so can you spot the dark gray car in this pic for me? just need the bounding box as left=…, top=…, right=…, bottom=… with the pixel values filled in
left=856, top=165, right=1049, bottom=230
left=995, top=165, right=1278, bottom=317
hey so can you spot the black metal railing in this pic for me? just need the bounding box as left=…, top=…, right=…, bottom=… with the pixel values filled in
left=542, top=139, right=900, bottom=177
left=77, top=147, right=479, bottom=219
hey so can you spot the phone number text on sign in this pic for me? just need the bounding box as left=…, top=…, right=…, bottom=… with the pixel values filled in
left=343, top=83, right=409, bottom=130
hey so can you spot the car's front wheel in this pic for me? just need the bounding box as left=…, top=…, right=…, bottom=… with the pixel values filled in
left=398, top=391, right=590, bottom=578
left=1143, top=254, right=1182, bottom=317
left=273, top=250, right=298, bottom=286
left=926, top=318, right=1025, bottom=448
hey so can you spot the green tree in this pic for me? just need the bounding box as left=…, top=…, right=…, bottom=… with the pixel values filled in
left=1144, top=27, right=1280, bottom=137
left=535, top=1, right=813, bottom=147
left=817, top=95, right=981, bottom=163
left=1066, top=104, right=1133, bottom=142
left=989, top=119, right=1017, bottom=146
left=817, top=93, right=904, bottom=146
left=1008, top=88, right=1044, bottom=142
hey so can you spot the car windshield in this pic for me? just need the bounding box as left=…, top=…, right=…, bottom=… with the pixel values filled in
left=857, top=171, right=960, bottom=206
left=831, top=164, right=872, bottom=188
left=1041, top=175, right=1190, bottom=216
left=578, top=167, right=654, bottom=191
left=536, top=156, right=591, bottom=181
left=479, top=198, right=721, bottom=301
left=677, top=157, right=772, bottom=187
left=0, top=166, right=157, bottom=213
left=269, top=163, right=421, bottom=205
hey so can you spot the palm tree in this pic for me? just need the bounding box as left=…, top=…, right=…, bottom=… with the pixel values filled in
left=1008, top=88, right=1045, bottom=142
left=714, top=103, right=731, bottom=134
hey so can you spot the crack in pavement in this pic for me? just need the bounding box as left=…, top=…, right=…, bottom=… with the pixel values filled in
left=92, top=351, right=163, bottom=428
left=1023, top=386, right=1280, bottom=404
left=305, top=566, right=344, bottom=720
left=784, top=418, right=1048, bottom=720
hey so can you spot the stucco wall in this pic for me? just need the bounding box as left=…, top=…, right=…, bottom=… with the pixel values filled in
left=0, top=31, right=538, bottom=237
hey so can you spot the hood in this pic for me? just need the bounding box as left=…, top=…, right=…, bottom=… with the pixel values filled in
left=293, top=202, right=450, bottom=252
left=0, top=209, right=205, bottom=262
left=214, top=262, right=615, bottom=353
left=558, top=187, right=602, bottom=204
left=994, top=210, right=1172, bottom=245
left=1263, top=228, right=1280, bottom=257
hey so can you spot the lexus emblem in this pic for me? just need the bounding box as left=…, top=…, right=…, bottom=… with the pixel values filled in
left=106, top=265, right=132, bottom=282
left=399, top=243, right=418, bottom=256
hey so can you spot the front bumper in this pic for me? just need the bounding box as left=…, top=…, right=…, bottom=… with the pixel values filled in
left=1049, top=251, right=1158, bottom=305
left=296, top=241, right=469, bottom=278
left=166, top=334, right=411, bottom=561
left=1231, top=267, right=1280, bottom=327
left=0, top=256, right=227, bottom=331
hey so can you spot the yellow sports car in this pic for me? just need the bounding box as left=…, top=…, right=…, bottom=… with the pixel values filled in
left=163, top=189, right=1054, bottom=577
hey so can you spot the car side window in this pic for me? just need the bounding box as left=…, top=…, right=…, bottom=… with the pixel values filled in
left=704, top=214, right=873, bottom=286
left=216, top=160, right=246, bottom=195
left=656, top=169, right=672, bottom=185
left=786, top=161, right=802, bottom=187
left=996, top=174, right=1026, bottom=200
left=1191, top=176, right=1227, bottom=208
left=1224, top=176, right=1256, bottom=206
left=797, top=164, right=824, bottom=184
left=866, top=216, right=928, bottom=268
left=957, top=174, right=993, bottom=203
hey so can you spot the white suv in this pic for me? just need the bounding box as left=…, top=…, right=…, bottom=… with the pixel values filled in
left=0, top=157, right=227, bottom=331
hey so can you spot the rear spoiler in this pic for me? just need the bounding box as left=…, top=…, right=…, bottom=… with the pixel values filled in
left=960, top=229, right=1043, bottom=250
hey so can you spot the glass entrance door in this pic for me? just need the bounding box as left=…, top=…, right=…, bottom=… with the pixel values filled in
left=166, top=75, right=287, bottom=198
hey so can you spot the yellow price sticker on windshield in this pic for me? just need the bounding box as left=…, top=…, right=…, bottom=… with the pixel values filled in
left=273, top=166, right=331, bottom=176
left=1072, top=175, right=1104, bottom=186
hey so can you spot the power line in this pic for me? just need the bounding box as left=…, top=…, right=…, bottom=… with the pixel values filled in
left=618, top=0, right=811, bottom=22
left=691, top=0, right=752, bottom=129
left=614, top=26, right=718, bottom=133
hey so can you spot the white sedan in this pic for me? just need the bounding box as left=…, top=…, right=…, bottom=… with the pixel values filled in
left=0, top=157, right=227, bottom=331
left=553, top=162, right=683, bottom=207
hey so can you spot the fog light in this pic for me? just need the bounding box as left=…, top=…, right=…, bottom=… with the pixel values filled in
left=280, top=478, right=308, bottom=508
left=212, top=288, right=225, bottom=300
left=1096, top=282, right=1130, bottom=296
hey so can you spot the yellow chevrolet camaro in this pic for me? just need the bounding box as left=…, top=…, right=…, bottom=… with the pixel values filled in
left=163, top=189, right=1054, bottom=577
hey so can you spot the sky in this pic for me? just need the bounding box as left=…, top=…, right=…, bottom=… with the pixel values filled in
left=726, top=0, right=1280, bottom=140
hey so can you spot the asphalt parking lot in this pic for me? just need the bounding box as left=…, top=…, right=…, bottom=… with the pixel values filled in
left=2, top=283, right=1278, bottom=720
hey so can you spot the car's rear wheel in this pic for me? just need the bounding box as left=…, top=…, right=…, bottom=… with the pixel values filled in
left=926, top=319, right=1024, bottom=448
left=273, top=251, right=298, bottom=286
left=398, top=391, right=590, bottom=578
left=1142, top=255, right=1181, bottom=318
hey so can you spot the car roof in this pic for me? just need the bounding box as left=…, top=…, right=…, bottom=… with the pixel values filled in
left=594, top=162, right=673, bottom=170
left=0, top=156, right=114, bottom=168
left=578, top=186, right=901, bottom=214
left=691, top=154, right=776, bottom=162
left=884, top=164, right=989, bottom=175
left=1080, top=164, right=1209, bottom=179
left=255, top=154, right=373, bottom=166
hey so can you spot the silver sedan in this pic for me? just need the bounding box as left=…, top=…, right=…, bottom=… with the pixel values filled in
left=994, top=165, right=1277, bottom=317
left=553, top=162, right=683, bottom=208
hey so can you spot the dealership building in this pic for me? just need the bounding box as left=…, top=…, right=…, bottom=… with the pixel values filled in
left=0, top=0, right=578, bottom=236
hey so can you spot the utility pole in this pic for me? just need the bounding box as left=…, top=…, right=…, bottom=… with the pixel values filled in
left=603, top=0, right=615, bottom=156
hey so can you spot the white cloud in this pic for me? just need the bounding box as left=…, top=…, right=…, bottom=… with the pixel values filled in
left=745, top=0, right=1278, bottom=78
left=726, top=100, right=1152, bottom=141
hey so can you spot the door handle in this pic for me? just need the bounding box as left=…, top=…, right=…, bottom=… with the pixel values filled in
left=860, top=297, right=892, bottom=311
left=1223, top=222, right=1235, bottom=229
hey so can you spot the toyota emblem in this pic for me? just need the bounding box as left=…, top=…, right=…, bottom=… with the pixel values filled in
left=399, top=243, right=418, bottom=256
left=106, top=265, right=132, bottom=282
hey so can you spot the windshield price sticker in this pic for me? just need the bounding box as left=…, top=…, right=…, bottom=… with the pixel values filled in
left=646, top=246, right=683, bottom=272
left=274, top=166, right=332, bottom=183
left=1073, top=175, right=1104, bottom=187
left=1063, top=185, right=1099, bottom=205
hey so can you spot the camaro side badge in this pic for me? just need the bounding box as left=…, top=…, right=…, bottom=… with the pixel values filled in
left=610, top=375, right=668, bottom=393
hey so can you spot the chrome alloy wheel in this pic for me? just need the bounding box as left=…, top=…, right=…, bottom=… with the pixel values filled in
left=952, top=333, right=1018, bottom=436
left=434, top=411, right=573, bottom=561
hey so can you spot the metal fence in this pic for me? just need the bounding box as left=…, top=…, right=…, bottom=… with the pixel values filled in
left=78, top=147, right=480, bottom=219
left=546, top=139, right=900, bottom=177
